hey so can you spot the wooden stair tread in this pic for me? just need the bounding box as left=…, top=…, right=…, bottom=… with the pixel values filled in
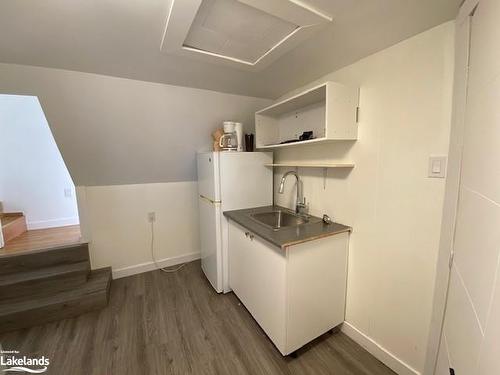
left=1, top=214, right=24, bottom=227
left=0, top=267, right=111, bottom=316
left=0, top=212, right=23, bottom=217
left=0, top=261, right=89, bottom=286
left=0, top=241, right=88, bottom=259
left=1, top=226, right=83, bottom=257
left=0, top=212, right=24, bottom=218
left=0, top=243, right=89, bottom=277
left=1, top=213, right=27, bottom=243
left=0, top=241, right=86, bottom=259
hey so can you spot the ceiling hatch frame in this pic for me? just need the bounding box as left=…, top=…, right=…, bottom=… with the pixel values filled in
left=160, top=0, right=332, bottom=71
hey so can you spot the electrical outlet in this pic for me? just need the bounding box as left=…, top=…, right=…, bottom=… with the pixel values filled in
left=64, top=188, right=73, bottom=198
left=148, top=212, right=156, bottom=223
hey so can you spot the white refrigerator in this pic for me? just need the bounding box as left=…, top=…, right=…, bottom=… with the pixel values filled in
left=197, top=151, right=273, bottom=293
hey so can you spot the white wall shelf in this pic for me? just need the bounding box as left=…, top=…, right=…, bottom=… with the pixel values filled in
left=255, top=81, right=359, bottom=149
left=257, top=137, right=330, bottom=149
left=265, top=163, right=355, bottom=168
left=266, top=162, right=354, bottom=189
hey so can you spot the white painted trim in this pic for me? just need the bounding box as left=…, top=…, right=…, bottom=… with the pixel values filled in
left=182, top=25, right=305, bottom=67
left=0, top=218, right=4, bottom=249
left=239, top=0, right=332, bottom=24
left=112, top=251, right=201, bottom=279
left=457, top=0, right=479, bottom=24
left=423, top=6, right=475, bottom=375
left=75, top=186, right=92, bottom=243
left=27, top=216, right=80, bottom=230
left=160, top=0, right=331, bottom=70
left=341, top=322, right=420, bottom=375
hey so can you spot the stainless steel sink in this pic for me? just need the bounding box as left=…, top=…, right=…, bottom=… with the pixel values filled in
left=250, top=210, right=309, bottom=231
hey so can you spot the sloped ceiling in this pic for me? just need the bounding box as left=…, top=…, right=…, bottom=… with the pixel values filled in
left=182, top=0, right=299, bottom=63
left=0, top=0, right=460, bottom=98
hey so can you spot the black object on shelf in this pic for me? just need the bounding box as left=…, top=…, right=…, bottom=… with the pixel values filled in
left=245, top=133, right=254, bottom=152
left=279, top=131, right=315, bottom=145
left=299, top=131, right=313, bottom=141
left=280, top=139, right=300, bottom=144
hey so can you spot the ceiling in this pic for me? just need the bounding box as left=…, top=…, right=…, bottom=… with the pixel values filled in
left=183, top=0, right=300, bottom=64
left=162, top=0, right=332, bottom=70
left=0, top=0, right=461, bottom=98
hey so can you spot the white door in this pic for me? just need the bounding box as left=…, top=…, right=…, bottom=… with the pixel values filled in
left=435, top=1, right=500, bottom=374
left=198, top=195, right=222, bottom=292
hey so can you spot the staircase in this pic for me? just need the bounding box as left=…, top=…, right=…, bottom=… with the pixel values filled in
left=0, top=242, right=112, bottom=333
left=0, top=212, right=27, bottom=243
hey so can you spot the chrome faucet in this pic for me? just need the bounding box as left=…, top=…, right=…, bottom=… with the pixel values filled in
left=278, top=171, right=308, bottom=215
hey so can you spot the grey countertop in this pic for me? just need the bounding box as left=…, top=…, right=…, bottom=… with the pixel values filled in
left=223, top=205, right=351, bottom=249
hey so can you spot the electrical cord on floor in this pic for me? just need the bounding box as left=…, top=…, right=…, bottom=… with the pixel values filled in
left=150, top=221, right=186, bottom=273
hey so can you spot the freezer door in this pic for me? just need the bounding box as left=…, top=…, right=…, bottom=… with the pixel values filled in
left=219, top=152, right=273, bottom=210
left=198, top=195, right=223, bottom=293
left=197, top=152, right=220, bottom=201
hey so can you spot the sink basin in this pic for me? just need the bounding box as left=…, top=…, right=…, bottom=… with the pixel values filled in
left=250, top=210, right=309, bottom=231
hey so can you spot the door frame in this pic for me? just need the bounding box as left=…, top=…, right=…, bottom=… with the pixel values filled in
left=423, top=1, right=480, bottom=373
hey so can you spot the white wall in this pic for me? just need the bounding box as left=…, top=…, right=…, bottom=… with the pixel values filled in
left=0, top=63, right=271, bottom=275
left=272, top=22, right=454, bottom=374
left=0, top=63, right=271, bottom=186
left=0, top=94, right=79, bottom=229
left=76, top=182, right=200, bottom=278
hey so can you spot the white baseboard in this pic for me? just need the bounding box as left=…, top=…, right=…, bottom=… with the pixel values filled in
left=112, top=251, right=201, bottom=279
left=27, top=217, right=80, bottom=230
left=341, top=321, right=420, bottom=375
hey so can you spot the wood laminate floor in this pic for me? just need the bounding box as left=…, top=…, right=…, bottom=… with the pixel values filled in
left=0, top=261, right=396, bottom=375
left=0, top=225, right=82, bottom=256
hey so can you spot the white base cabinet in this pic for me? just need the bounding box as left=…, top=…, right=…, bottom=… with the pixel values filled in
left=228, top=220, right=349, bottom=355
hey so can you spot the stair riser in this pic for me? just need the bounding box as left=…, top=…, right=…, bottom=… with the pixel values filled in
left=0, top=289, right=109, bottom=333
left=0, top=270, right=89, bottom=301
left=0, top=267, right=111, bottom=334
left=2, top=217, right=27, bottom=243
left=0, top=244, right=89, bottom=275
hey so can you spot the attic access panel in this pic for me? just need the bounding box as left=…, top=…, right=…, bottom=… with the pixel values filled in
left=184, top=0, right=299, bottom=64
left=161, top=0, right=332, bottom=70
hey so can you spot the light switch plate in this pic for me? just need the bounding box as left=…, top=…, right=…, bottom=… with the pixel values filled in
left=428, top=156, right=447, bottom=178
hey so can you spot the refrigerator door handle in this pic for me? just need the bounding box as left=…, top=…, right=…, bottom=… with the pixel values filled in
left=199, top=194, right=221, bottom=205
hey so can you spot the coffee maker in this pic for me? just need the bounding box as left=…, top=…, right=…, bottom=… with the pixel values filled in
left=219, top=121, right=240, bottom=151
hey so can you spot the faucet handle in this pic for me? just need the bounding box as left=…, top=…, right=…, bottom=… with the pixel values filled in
left=322, top=214, right=333, bottom=224
left=296, top=197, right=309, bottom=215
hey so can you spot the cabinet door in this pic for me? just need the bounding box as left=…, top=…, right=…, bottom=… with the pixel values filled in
left=325, top=82, right=359, bottom=140
left=228, top=221, right=287, bottom=354
left=286, top=232, right=349, bottom=353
